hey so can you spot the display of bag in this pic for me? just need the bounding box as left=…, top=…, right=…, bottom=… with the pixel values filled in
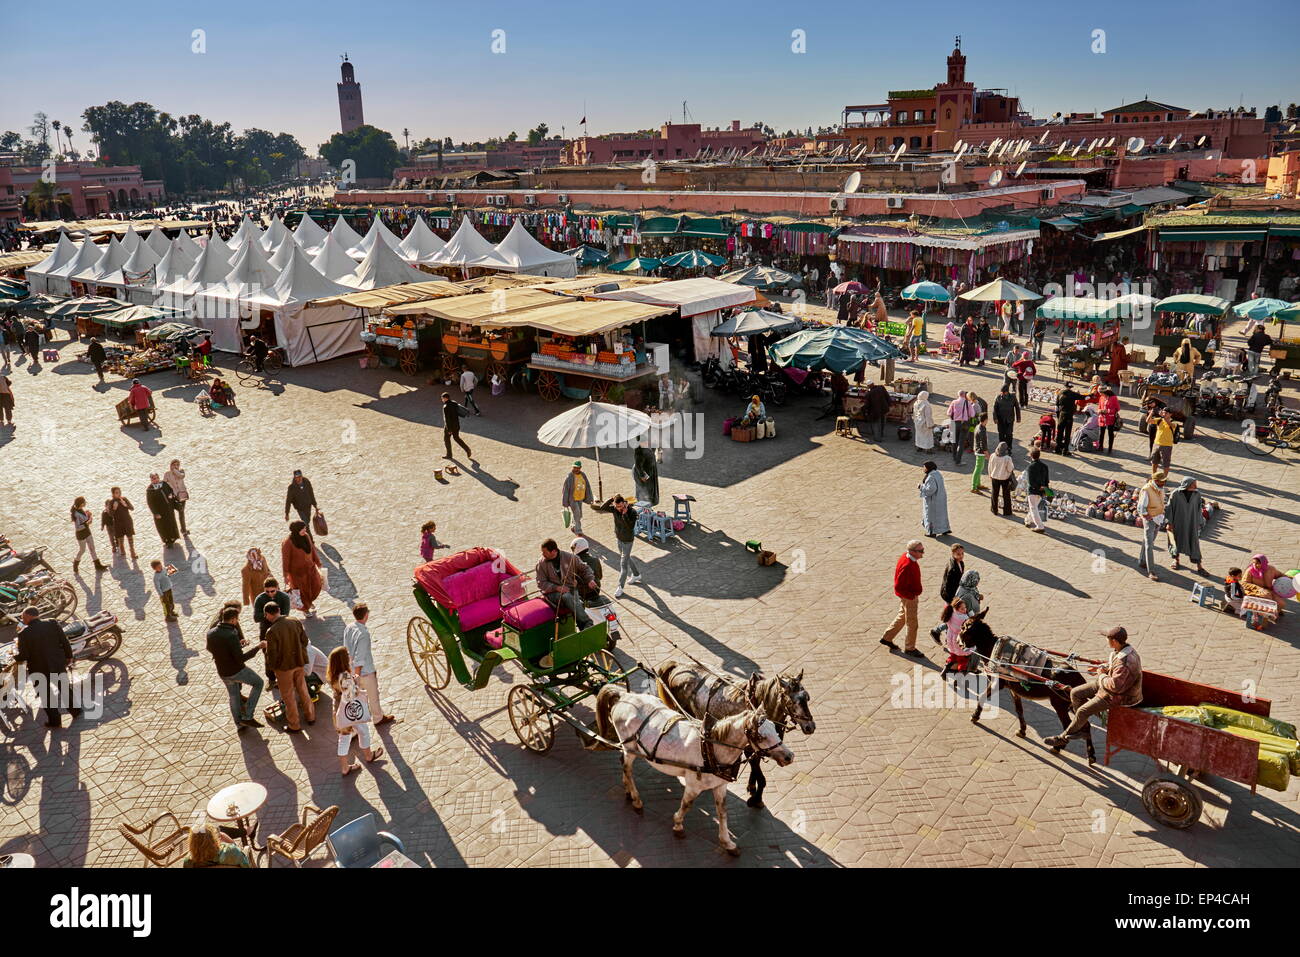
left=312, top=510, right=329, bottom=537
left=334, top=676, right=371, bottom=730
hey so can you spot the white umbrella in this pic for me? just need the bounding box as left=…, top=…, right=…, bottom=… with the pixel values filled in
left=537, top=399, right=652, bottom=499
left=960, top=278, right=1041, bottom=302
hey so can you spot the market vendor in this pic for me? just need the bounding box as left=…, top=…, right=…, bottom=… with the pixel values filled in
left=1245, top=554, right=1290, bottom=605
left=740, top=394, right=766, bottom=426
left=1172, top=337, right=1201, bottom=382
left=1105, top=336, right=1130, bottom=386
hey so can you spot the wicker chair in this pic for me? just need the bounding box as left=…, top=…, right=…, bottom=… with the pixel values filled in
left=119, top=812, right=190, bottom=868
left=265, top=804, right=339, bottom=868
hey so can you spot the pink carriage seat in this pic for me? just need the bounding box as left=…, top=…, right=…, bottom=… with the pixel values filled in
left=501, top=598, right=558, bottom=631
left=415, top=549, right=523, bottom=632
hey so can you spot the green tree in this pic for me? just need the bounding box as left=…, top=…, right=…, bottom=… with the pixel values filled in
left=527, top=123, right=549, bottom=146
left=318, top=124, right=402, bottom=179
left=505, top=130, right=518, bottom=143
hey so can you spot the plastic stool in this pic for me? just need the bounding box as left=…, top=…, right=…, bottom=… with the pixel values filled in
left=835, top=416, right=852, bottom=436
left=1189, top=583, right=1217, bottom=607
left=650, top=511, right=674, bottom=542
left=634, top=504, right=654, bottom=540
left=672, top=494, right=695, bottom=524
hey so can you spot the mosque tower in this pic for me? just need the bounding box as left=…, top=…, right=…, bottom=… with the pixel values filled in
left=337, top=54, right=365, bottom=133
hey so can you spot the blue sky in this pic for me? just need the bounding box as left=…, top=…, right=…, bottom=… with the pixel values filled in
left=4, top=0, right=1297, bottom=153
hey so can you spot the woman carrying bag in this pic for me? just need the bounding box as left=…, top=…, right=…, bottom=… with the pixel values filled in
left=327, top=647, right=383, bottom=777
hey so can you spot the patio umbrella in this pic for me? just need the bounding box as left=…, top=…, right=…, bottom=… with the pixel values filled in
left=961, top=278, right=1041, bottom=302
left=719, top=265, right=799, bottom=288
left=660, top=250, right=726, bottom=269
left=832, top=280, right=866, bottom=295
left=98, top=304, right=185, bottom=329
left=16, top=294, right=62, bottom=315
left=1231, top=298, right=1291, bottom=320
left=768, top=325, right=903, bottom=374
left=1274, top=302, right=1300, bottom=322
left=607, top=257, right=661, bottom=274
left=0, top=278, right=29, bottom=300
left=1035, top=297, right=1114, bottom=323
left=43, top=296, right=121, bottom=318
left=536, top=399, right=652, bottom=500
left=901, top=281, right=950, bottom=302
left=710, top=309, right=802, bottom=337
left=143, top=321, right=213, bottom=342
left=1105, top=293, right=1159, bottom=320
left=1154, top=294, right=1229, bottom=315
left=565, top=245, right=610, bottom=267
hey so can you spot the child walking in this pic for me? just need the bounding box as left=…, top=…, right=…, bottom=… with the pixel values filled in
left=151, top=559, right=178, bottom=621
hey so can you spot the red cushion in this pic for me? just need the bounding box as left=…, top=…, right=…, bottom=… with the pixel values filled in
left=444, top=564, right=501, bottom=609
left=458, top=596, right=503, bottom=632
left=502, top=598, right=556, bottom=630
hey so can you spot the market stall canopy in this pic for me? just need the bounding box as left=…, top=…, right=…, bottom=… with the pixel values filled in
left=253, top=244, right=352, bottom=305
left=311, top=279, right=468, bottom=310
left=120, top=239, right=161, bottom=277
left=217, top=238, right=279, bottom=295
left=0, top=277, right=28, bottom=299
left=144, top=227, right=171, bottom=258
left=343, top=235, right=429, bottom=289
left=660, top=250, right=726, bottom=270
left=327, top=214, right=365, bottom=254
left=1154, top=294, right=1229, bottom=315
left=1273, top=302, right=1300, bottom=322
left=397, top=215, right=447, bottom=265
left=1231, top=298, right=1292, bottom=319
left=268, top=237, right=299, bottom=271
left=179, top=235, right=235, bottom=289
left=480, top=299, right=674, bottom=336
left=1106, top=293, right=1158, bottom=319
left=526, top=274, right=663, bottom=296
left=594, top=277, right=756, bottom=317
left=565, top=245, right=610, bottom=267
left=44, top=295, right=120, bottom=317
left=719, top=264, right=798, bottom=288
left=225, top=215, right=264, bottom=253
left=0, top=249, right=55, bottom=274
left=606, top=257, right=661, bottom=274
left=902, top=281, right=950, bottom=302
left=312, top=229, right=361, bottom=281
left=98, top=304, right=184, bottom=328
left=961, top=278, right=1041, bottom=302
left=349, top=215, right=403, bottom=260
left=768, top=325, right=903, bottom=373
left=78, top=236, right=129, bottom=283
left=47, top=238, right=104, bottom=284
left=292, top=212, right=329, bottom=254
left=18, top=294, right=64, bottom=314
left=173, top=228, right=205, bottom=260
left=430, top=217, right=513, bottom=270
left=144, top=321, right=212, bottom=342
left=1035, top=297, right=1114, bottom=323
left=388, top=287, right=571, bottom=322
left=118, top=226, right=143, bottom=256
left=493, top=220, right=578, bottom=277
left=709, top=309, right=802, bottom=337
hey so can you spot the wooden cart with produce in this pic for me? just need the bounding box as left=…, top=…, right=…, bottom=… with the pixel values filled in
left=439, top=323, right=534, bottom=383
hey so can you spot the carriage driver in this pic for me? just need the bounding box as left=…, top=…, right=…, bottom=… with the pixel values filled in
left=1044, top=626, right=1143, bottom=748
left=536, top=539, right=595, bottom=630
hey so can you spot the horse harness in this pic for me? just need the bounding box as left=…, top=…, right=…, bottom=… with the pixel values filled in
left=621, top=709, right=780, bottom=783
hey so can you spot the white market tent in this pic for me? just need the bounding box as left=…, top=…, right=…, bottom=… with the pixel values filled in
left=397, top=215, right=446, bottom=264
left=259, top=216, right=294, bottom=252
left=44, top=239, right=104, bottom=297
left=493, top=220, right=578, bottom=278
left=268, top=237, right=299, bottom=271
left=343, top=234, right=429, bottom=289
left=75, top=236, right=129, bottom=287
left=293, top=213, right=328, bottom=255
left=144, top=227, right=171, bottom=258
left=349, top=215, right=403, bottom=260
left=189, top=241, right=280, bottom=352
left=312, top=229, right=361, bottom=282
left=430, top=217, right=513, bottom=270
left=246, top=245, right=360, bottom=367
left=154, top=240, right=197, bottom=286
left=225, top=215, right=264, bottom=252
left=326, top=214, right=364, bottom=253
left=118, top=226, right=143, bottom=256
left=24, top=233, right=77, bottom=294
left=115, top=240, right=163, bottom=304
left=173, top=228, right=205, bottom=260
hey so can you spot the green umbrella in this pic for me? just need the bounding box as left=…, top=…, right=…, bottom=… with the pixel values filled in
left=768, top=325, right=902, bottom=373
left=902, top=281, right=950, bottom=302
left=1231, top=298, right=1291, bottom=320
left=1036, top=297, right=1114, bottom=324
left=564, top=245, right=610, bottom=267
left=660, top=250, right=726, bottom=269
left=1274, top=302, right=1300, bottom=322
left=961, top=278, right=1041, bottom=302
left=607, top=257, right=661, bottom=273
left=1154, top=294, right=1229, bottom=315
left=43, top=296, right=121, bottom=318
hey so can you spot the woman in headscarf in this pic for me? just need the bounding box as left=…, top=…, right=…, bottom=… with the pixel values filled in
left=241, top=547, right=269, bottom=606
left=633, top=437, right=660, bottom=506
left=912, top=391, right=935, bottom=451
left=281, top=521, right=323, bottom=617
left=1244, top=554, right=1292, bottom=609
left=103, top=486, right=137, bottom=559
left=740, top=394, right=766, bottom=427
left=1105, top=335, right=1130, bottom=385
left=953, top=569, right=982, bottom=616
left=918, top=461, right=950, bottom=537
left=1164, top=478, right=1207, bottom=574
left=1173, top=336, right=1201, bottom=382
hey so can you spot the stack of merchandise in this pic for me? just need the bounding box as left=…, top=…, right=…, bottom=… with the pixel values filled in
left=1143, top=704, right=1299, bottom=791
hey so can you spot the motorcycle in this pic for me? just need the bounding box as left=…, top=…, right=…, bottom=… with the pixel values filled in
left=0, top=546, right=53, bottom=581
left=0, top=571, right=77, bottom=625
left=699, top=356, right=725, bottom=389
left=583, top=591, right=622, bottom=649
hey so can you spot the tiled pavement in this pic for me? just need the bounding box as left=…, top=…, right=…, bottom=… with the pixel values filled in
left=1, top=316, right=1297, bottom=867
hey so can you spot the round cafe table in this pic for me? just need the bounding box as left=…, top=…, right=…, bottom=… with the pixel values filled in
left=206, top=781, right=268, bottom=850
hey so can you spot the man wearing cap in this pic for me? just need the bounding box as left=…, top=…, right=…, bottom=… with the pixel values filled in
left=1138, top=472, right=1168, bottom=581
left=1044, top=627, right=1142, bottom=748
left=284, top=470, right=318, bottom=527
left=571, top=537, right=602, bottom=594
left=128, top=377, right=153, bottom=429
left=562, top=461, right=594, bottom=535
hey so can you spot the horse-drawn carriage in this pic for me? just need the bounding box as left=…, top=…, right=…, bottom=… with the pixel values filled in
left=405, top=547, right=636, bottom=753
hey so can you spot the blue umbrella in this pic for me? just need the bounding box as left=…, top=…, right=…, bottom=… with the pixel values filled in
left=660, top=250, right=726, bottom=269
left=607, top=257, right=661, bottom=274
left=768, top=325, right=903, bottom=373
left=564, top=245, right=610, bottom=267
left=902, top=281, right=950, bottom=302
left=1231, top=298, right=1291, bottom=320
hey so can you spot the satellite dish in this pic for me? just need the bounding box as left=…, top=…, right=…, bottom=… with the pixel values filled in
left=1071, top=143, right=1083, bottom=157
left=1289, top=123, right=1297, bottom=133
left=892, top=143, right=906, bottom=161
left=1154, top=136, right=1165, bottom=147
left=1106, top=137, right=1116, bottom=148
left=843, top=171, right=862, bottom=194
left=1127, top=136, right=1146, bottom=154
left=1039, top=130, right=1050, bottom=144
left=1196, top=135, right=1207, bottom=147
left=988, top=169, right=1004, bottom=187
left=1167, top=135, right=1180, bottom=149
left=955, top=141, right=970, bottom=159
left=1014, top=160, right=1027, bottom=178
left=989, top=137, right=1003, bottom=152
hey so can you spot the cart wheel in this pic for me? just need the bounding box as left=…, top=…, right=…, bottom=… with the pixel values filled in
left=586, top=649, right=628, bottom=690
left=147, top=407, right=157, bottom=424
left=589, top=378, right=611, bottom=401
left=508, top=685, right=555, bottom=754
left=1141, top=774, right=1203, bottom=829
left=406, top=617, right=450, bottom=690
left=399, top=351, right=419, bottom=376
left=265, top=351, right=283, bottom=374
left=537, top=370, right=562, bottom=401
left=440, top=354, right=458, bottom=376
left=486, top=360, right=508, bottom=382
left=83, top=627, right=122, bottom=661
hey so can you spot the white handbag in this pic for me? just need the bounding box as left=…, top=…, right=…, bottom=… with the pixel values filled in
left=334, top=675, right=371, bottom=729
left=764, top=419, right=776, bottom=438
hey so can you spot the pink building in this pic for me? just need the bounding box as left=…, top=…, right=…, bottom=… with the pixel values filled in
left=0, top=163, right=164, bottom=224
left=564, top=122, right=766, bottom=165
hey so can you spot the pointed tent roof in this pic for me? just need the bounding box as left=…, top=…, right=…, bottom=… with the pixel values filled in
left=342, top=235, right=429, bottom=289
left=174, top=228, right=205, bottom=260
left=154, top=240, right=197, bottom=284
left=311, top=229, right=360, bottom=282
left=350, top=215, right=403, bottom=259
left=258, top=244, right=352, bottom=305
left=145, top=227, right=171, bottom=257
left=293, top=212, right=328, bottom=253
left=183, top=234, right=241, bottom=289
left=120, top=239, right=162, bottom=276
left=118, top=226, right=143, bottom=256
left=49, top=238, right=104, bottom=280
left=397, top=215, right=447, bottom=264
left=431, top=217, right=513, bottom=269
left=226, top=215, right=264, bottom=252
left=259, top=216, right=294, bottom=252
left=494, top=220, right=577, bottom=277
left=327, top=214, right=364, bottom=254
left=80, top=236, right=129, bottom=282
left=268, top=237, right=299, bottom=271
left=30, top=233, right=78, bottom=274
left=219, top=239, right=279, bottom=295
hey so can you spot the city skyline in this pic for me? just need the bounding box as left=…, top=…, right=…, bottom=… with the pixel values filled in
left=4, top=0, right=1297, bottom=157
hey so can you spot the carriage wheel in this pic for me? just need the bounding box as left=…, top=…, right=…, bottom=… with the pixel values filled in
left=589, top=378, right=611, bottom=401
left=536, top=370, right=562, bottom=402
left=1141, top=774, right=1203, bottom=829
left=486, top=360, right=508, bottom=382
left=508, top=685, right=555, bottom=754
left=440, top=354, right=458, bottom=377
left=406, top=617, right=450, bottom=690
left=585, top=649, right=628, bottom=691
left=399, top=350, right=419, bottom=376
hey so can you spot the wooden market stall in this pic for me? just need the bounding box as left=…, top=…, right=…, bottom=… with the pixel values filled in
left=322, top=280, right=468, bottom=375
left=1152, top=294, right=1229, bottom=363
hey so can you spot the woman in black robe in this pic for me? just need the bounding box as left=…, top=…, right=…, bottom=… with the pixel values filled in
left=145, top=473, right=180, bottom=548
left=633, top=440, right=660, bottom=507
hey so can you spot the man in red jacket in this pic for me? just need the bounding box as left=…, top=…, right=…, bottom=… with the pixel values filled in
left=880, top=540, right=927, bottom=657
left=1011, top=351, right=1036, bottom=409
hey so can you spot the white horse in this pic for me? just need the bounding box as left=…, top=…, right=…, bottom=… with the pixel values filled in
left=595, top=686, right=793, bottom=855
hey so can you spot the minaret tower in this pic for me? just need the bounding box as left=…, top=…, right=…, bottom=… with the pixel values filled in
left=337, top=54, right=364, bottom=133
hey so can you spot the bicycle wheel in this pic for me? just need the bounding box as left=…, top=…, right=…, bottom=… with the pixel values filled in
left=265, top=352, right=283, bottom=374
left=235, top=358, right=256, bottom=384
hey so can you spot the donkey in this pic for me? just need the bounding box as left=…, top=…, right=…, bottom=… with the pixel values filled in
left=959, top=607, right=1096, bottom=764
left=595, top=685, right=793, bottom=855
left=655, top=659, right=815, bottom=808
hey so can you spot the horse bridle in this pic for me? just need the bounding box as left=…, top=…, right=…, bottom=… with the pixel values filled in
left=747, top=677, right=810, bottom=735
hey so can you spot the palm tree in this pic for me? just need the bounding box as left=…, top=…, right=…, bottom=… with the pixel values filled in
left=51, top=120, right=62, bottom=158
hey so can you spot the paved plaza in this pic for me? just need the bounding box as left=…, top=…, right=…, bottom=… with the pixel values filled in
left=2, top=320, right=1298, bottom=867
